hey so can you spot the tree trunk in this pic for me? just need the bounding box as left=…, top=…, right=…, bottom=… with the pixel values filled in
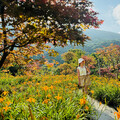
left=0, top=5, right=8, bottom=69
left=0, top=52, right=9, bottom=68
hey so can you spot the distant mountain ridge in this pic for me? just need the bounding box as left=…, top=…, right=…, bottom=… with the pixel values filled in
left=84, top=29, right=120, bottom=40
left=34, top=29, right=120, bottom=64
left=83, top=29, right=120, bottom=53
left=84, top=29, right=120, bottom=42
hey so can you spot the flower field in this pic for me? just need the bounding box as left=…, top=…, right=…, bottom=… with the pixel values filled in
left=0, top=73, right=96, bottom=120
left=88, top=75, right=120, bottom=110
left=0, top=73, right=120, bottom=120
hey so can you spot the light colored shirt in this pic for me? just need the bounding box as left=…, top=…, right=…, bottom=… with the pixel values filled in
left=77, top=66, right=87, bottom=76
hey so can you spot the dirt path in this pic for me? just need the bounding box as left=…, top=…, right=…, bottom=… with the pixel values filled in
left=78, top=89, right=118, bottom=120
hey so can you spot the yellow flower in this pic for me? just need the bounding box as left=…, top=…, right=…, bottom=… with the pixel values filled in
left=76, top=114, right=80, bottom=119
left=74, top=84, right=77, bottom=87
left=47, top=94, right=51, bottom=98
left=54, top=81, right=58, bottom=84
left=19, top=15, right=23, bottom=18
left=3, top=106, right=11, bottom=112
left=3, top=91, right=9, bottom=96
left=6, top=101, right=11, bottom=106
left=79, top=98, right=86, bottom=106
left=85, top=106, right=89, bottom=111
left=32, top=80, right=35, bottom=82
left=55, top=94, right=62, bottom=100
left=99, top=102, right=102, bottom=106
left=114, top=106, right=120, bottom=119
left=68, top=91, right=72, bottom=94
left=58, top=80, right=61, bottom=83
left=27, top=98, right=36, bottom=103
left=117, top=106, right=120, bottom=112
left=71, top=88, right=75, bottom=90
left=0, top=98, right=4, bottom=102
left=12, top=86, right=15, bottom=89
left=23, top=82, right=26, bottom=85
left=114, top=112, right=120, bottom=119
left=27, top=81, right=31, bottom=84
left=42, top=99, right=50, bottom=104
left=37, top=89, right=39, bottom=92
left=91, top=90, right=94, bottom=94
left=36, top=82, right=40, bottom=86
left=42, top=86, right=49, bottom=91
left=50, top=85, right=53, bottom=90
left=56, top=61, right=59, bottom=65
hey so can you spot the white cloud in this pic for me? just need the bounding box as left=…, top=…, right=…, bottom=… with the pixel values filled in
left=113, top=4, right=120, bottom=24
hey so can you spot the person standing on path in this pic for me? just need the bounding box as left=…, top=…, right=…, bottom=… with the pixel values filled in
left=77, top=58, right=91, bottom=94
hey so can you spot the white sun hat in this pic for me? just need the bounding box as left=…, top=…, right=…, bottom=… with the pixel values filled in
left=78, top=58, right=84, bottom=64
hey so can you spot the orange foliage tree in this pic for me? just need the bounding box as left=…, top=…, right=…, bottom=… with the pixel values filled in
left=0, top=0, right=103, bottom=70
left=96, top=44, right=120, bottom=78
left=81, top=55, right=96, bottom=68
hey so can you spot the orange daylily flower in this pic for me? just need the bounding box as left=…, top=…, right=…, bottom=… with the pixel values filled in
left=47, top=94, right=51, bottom=98
left=6, top=101, right=12, bottom=106
left=0, top=98, right=4, bottom=102
left=3, top=91, right=9, bottom=96
left=3, top=106, right=11, bottom=112
left=27, top=98, right=36, bottom=103
left=99, top=102, right=102, bottom=106
left=42, top=99, right=50, bottom=104
left=36, top=82, right=40, bottom=86
left=85, top=106, right=89, bottom=110
left=42, top=86, right=49, bottom=91
left=50, top=85, right=53, bottom=90
left=91, top=90, right=94, bottom=94
left=114, top=106, right=120, bottom=119
left=79, top=98, right=86, bottom=106
left=32, top=80, right=35, bottom=82
left=76, top=114, right=80, bottom=119
left=37, top=89, right=39, bottom=92
left=55, top=94, right=62, bottom=100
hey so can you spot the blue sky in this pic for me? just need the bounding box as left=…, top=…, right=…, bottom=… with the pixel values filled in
left=90, top=0, right=120, bottom=33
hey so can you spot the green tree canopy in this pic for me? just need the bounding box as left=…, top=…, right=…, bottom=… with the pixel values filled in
left=57, top=62, right=74, bottom=75
left=69, top=49, right=85, bottom=59
left=61, top=51, right=76, bottom=64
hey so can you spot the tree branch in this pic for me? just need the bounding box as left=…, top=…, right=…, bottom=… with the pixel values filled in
left=0, top=36, right=21, bottom=52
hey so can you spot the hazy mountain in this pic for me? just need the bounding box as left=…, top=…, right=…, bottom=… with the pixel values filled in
left=34, top=29, right=120, bottom=63
left=83, top=29, right=120, bottom=53
left=84, top=29, right=120, bottom=42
